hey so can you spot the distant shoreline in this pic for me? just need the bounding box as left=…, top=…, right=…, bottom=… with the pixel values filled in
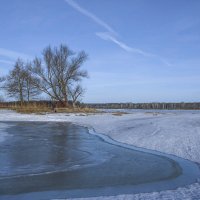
left=86, top=102, right=200, bottom=110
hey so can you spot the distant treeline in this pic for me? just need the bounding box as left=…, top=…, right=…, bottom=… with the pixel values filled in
left=85, top=102, right=200, bottom=110
left=1, top=101, right=200, bottom=110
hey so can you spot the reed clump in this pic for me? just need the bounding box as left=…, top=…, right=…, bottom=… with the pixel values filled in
left=0, top=101, right=98, bottom=114
left=112, top=112, right=129, bottom=116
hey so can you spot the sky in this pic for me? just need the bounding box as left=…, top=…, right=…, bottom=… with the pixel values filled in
left=0, top=0, right=200, bottom=103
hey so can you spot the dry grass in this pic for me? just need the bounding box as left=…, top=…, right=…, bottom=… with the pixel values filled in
left=54, top=107, right=98, bottom=114
left=0, top=102, right=98, bottom=114
left=1, top=105, right=97, bottom=114
left=112, top=112, right=129, bottom=116
left=14, top=105, right=52, bottom=114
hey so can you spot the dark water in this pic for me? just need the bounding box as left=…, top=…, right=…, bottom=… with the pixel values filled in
left=0, top=122, right=197, bottom=199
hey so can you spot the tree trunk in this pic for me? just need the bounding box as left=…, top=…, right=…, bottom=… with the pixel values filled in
left=19, top=81, right=24, bottom=106
left=59, top=100, right=67, bottom=108
left=19, top=89, right=23, bottom=106
left=64, top=98, right=68, bottom=107
left=27, top=81, right=30, bottom=103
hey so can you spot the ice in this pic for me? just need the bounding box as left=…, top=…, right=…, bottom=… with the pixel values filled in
left=0, top=122, right=12, bottom=143
left=1, top=109, right=200, bottom=199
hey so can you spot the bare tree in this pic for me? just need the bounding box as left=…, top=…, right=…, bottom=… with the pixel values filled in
left=1, top=59, right=40, bottom=104
left=68, top=84, right=85, bottom=108
left=0, top=76, right=6, bottom=103
left=29, top=44, right=88, bottom=107
left=23, top=63, right=41, bottom=102
left=2, top=59, right=26, bottom=105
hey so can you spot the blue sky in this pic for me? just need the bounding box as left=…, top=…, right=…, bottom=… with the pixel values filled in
left=0, top=0, right=200, bottom=103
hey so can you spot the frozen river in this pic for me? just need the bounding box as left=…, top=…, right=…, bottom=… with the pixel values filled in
left=0, top=122, right=199, bottom=199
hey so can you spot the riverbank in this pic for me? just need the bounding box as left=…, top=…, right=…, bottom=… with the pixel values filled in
left=0, top=109, right=200, bottom=199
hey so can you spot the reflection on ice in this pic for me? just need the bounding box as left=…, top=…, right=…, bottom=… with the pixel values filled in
left=0, top=122, right=13, bottom=143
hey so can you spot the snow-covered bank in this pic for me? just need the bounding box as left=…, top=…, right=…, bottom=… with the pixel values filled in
left=1, top=109, right=200, bottom=199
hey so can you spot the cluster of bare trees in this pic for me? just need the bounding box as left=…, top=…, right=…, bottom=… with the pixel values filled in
left=0, top=59, right=40, bottom=105
left=0, top=44, right=88, bottom=107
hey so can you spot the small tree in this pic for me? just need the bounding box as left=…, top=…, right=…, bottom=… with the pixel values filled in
left=29, top=44, right=88, bottom=107
left=68, top=84, right=85, bottom=108
left=1, top=59, right=40, bottom=104
left=0, top=77, right=5, bottom=102
left=3, top=59, right=26, bottom=105
left=23, top=63, right=41, bottom=102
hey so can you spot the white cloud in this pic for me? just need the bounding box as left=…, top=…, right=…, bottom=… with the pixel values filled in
left=0, top=59, right=14, bottom=65
left=0, top=48, right=32, bottom=61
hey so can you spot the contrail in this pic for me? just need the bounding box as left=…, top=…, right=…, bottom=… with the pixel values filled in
left=96, top=32, right=172, bottom=66
left=64, top=0, right=172, bottom=66
left=65, top=0, right=116, bottom=34
left=96, top=32, right=154, bottom=57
